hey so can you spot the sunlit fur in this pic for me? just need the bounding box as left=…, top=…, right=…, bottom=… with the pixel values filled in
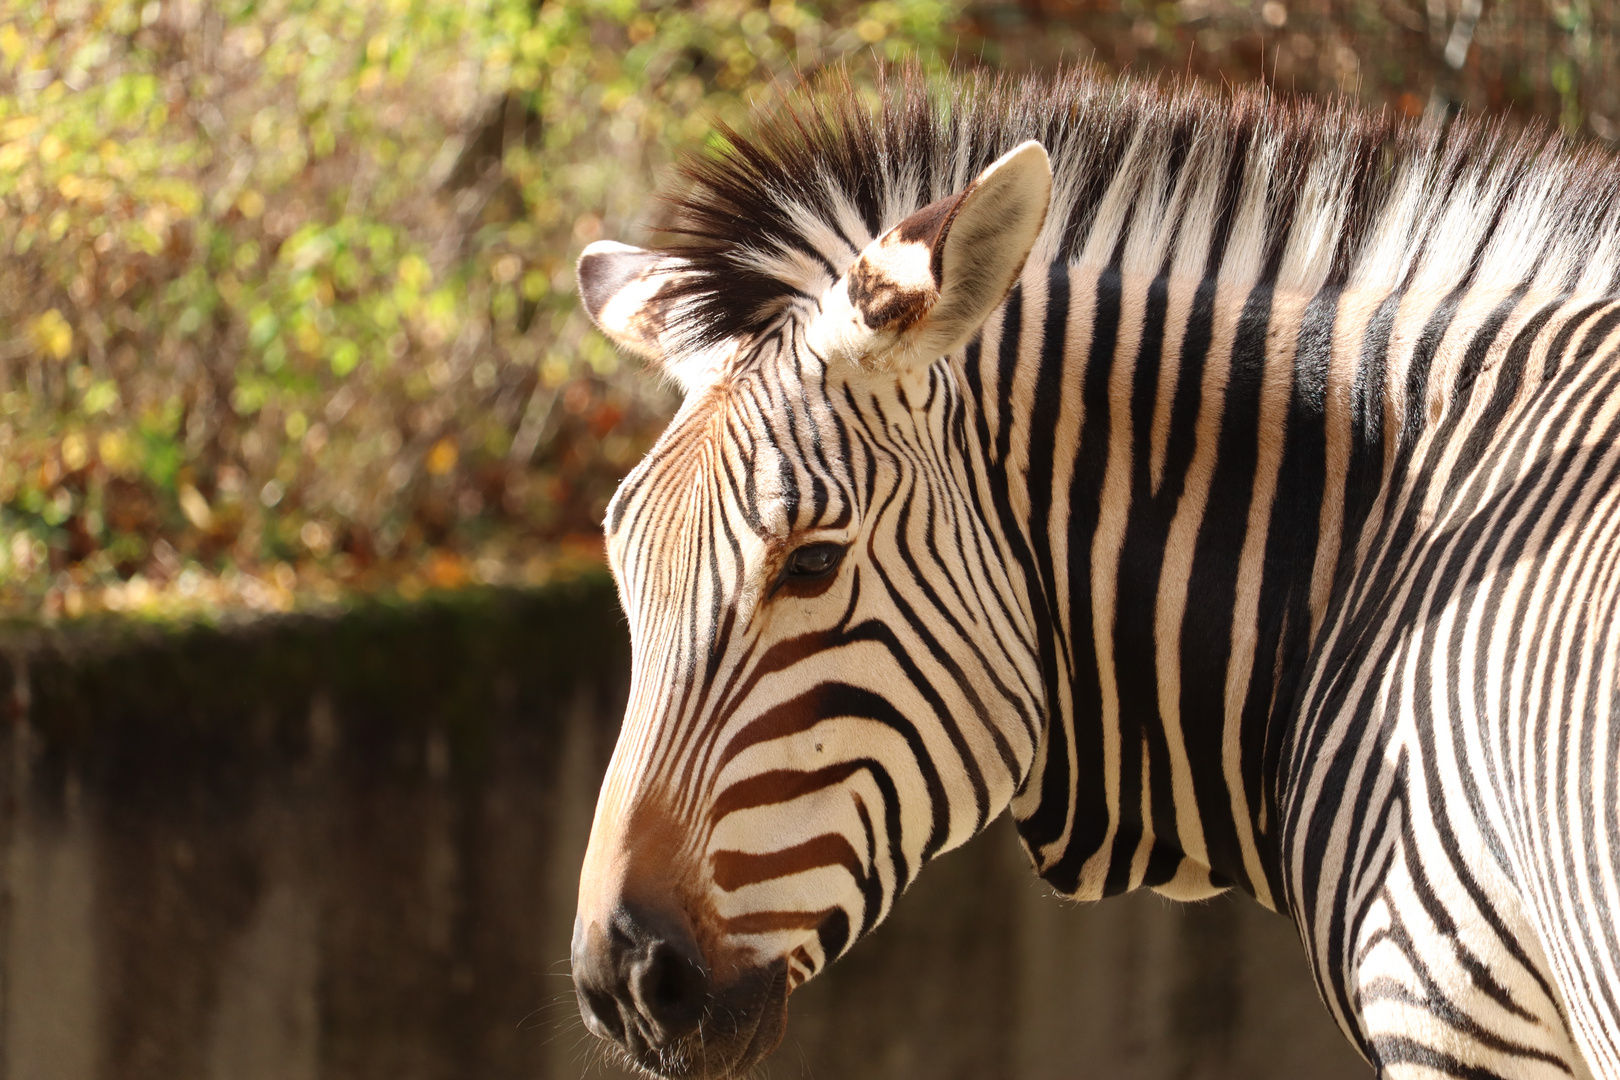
left=582, top=66, right=1620, bottom=1078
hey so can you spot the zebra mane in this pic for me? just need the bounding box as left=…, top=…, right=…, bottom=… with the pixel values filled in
left=645, top=66, right=1620, bottom=351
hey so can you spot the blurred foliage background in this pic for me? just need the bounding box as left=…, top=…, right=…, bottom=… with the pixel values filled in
left=0, top=0, right=1613, bottom=621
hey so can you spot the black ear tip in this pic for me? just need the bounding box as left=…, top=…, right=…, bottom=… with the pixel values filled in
left=577, top=243, right=658, bottom=322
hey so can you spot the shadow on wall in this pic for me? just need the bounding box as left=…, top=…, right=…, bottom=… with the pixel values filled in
left=0, top=579, right=1370, bottom=1080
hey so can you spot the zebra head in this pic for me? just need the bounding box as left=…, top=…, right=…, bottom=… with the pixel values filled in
left=570, top=141, right=1052, bottom=1078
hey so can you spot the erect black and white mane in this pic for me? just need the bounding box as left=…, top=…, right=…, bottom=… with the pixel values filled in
left=643, top=67, right=1620, bottom=354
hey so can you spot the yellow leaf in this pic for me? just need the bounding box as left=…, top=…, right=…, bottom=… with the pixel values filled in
left=295, top=322, right=323, bottom=355
left=426, top=549, right=467, bottom=589
left=425, top=436, right=458, bottom=476
left=61, top=431, right=87, bottom=471
left=0, top=24, right=24, bottom=64
left=98, top=430, right=136, bottom=474
left=2, top=115, right=37, bottom=140
left=397, top=253, right=431, bottom=293
left=28, top=308, right=72, bottom=360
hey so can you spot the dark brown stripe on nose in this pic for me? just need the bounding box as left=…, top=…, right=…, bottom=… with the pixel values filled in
left=710, top=833, right=867, bottom=891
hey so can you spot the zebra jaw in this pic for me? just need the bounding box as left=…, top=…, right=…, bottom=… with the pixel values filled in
left=806, top=139, right=1052, bottom=372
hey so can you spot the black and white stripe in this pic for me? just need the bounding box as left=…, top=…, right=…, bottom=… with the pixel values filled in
left=573, top=68, right=1620, bottom=1079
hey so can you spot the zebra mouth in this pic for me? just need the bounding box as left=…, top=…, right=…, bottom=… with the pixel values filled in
left=719, top=962, right=790, bottom=1076
left=609, top=960, right=789, bottom=1080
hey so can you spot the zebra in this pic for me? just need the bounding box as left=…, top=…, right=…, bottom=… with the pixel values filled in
left=568, top=68, right=1620, bottom=1079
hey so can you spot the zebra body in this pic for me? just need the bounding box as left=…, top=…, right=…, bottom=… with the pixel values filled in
left=1290, top=289, right=1620, bottom=1077
left=570, top=71, right=1620, bottom=1079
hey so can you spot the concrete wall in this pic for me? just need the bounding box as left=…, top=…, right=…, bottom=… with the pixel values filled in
left=0, top=581, right=1370, bottom=1080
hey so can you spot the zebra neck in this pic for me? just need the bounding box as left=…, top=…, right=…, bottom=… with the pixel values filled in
left=965, top=258, right=1548, bottom=909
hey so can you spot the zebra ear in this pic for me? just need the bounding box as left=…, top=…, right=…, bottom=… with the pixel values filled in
left=807, top=140, right=1052, bottom=371
left=579, top=241, right=718, bottom=390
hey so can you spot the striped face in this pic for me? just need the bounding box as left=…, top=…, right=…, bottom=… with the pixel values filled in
left=570, top=144, right=1052, bottom=1078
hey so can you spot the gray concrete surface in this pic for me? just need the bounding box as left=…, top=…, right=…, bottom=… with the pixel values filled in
left=0, top=586, right=1371, bottom=1080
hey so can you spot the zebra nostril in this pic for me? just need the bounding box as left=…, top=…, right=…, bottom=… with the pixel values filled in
left=632, top=939, right=709, bottom=1041
left=578, top=984, right=626, bottom=1042
left=574, top=907, right=713, bottom=1052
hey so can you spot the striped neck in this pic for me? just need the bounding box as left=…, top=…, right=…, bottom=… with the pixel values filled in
left=599, top=63, right=1620, bottom=928
left=961, top=257, right=1541, bottom=908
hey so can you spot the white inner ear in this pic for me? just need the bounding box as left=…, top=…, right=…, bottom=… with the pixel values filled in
left=578, top=240, right=730, bottom=395
left=597, top=268, right=673, bottom=343
left=806, top=140, right=1052, bottom=371
left=577, top=240, right=694, bottom=365
left=929, top=142, right=1053, bottom=347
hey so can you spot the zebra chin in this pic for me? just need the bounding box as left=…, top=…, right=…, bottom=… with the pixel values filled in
left=571, top=903, right=793, bottom=1080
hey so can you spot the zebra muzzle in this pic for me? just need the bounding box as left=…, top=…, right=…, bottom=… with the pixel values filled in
left=572, top=903, right=789, bottom=1078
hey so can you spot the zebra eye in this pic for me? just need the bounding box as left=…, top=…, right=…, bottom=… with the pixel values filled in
left=784, top=542, right=845, bottom=580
